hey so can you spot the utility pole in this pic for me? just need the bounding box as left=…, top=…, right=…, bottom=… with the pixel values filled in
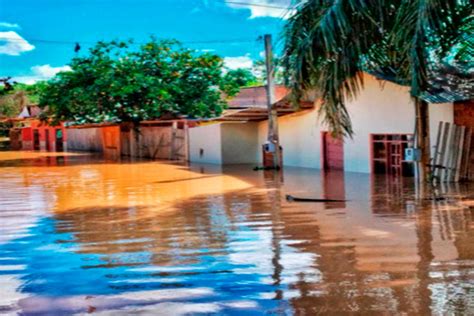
left=264, top=34, right=282, bottom=169
left=415, top=98, right=430, bottom=195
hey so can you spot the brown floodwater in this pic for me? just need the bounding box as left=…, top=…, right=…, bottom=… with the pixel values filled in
left=0, top=151, right=473, bottom=315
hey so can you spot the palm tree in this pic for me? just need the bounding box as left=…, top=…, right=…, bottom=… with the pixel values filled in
left=283, top=0, right=473, bottom=181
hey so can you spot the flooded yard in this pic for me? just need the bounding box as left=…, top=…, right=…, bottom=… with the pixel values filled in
left=0, top=151, right=473, bottom=315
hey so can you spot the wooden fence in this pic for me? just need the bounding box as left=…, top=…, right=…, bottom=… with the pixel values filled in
left=67, top=121, right=190, bottom=162
left=137, top=122, right=188, bottom=160
left=432, top=121, right=473, bottom=182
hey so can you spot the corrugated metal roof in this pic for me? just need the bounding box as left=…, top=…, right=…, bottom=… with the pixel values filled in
left=421, top=68, right=474, bottom=103
left=214, top=84, right=316, bottom=122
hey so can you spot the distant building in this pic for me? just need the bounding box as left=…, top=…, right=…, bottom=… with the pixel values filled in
left=9, top=105, right=67, bottom=152
left=17, top=105, right=43, bottom=119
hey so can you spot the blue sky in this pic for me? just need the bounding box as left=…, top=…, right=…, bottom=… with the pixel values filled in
left=0, top=0, right=293, bottom=84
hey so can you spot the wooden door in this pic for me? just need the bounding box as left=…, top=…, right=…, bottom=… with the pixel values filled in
left=120, top=124, right=131, bottom=157
left=101, top=126, right=121, bottom=160
left=33, top=129, right=40, bottom=150
left=9, top=129, right=22, bottom=150
left=55, top=129, right=64, bottom=152
left=45, top=129, right=50, bottom=151
left=322, top=132, right=344, bottom=171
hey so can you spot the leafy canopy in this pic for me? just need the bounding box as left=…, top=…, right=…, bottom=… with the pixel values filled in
left=253, top=57, right=285, bottom=85
left=283, top=0, right=473, bottom=136
left=220, top=68, right=259, bottom=97
left=41, top=39, right=256, bottom=124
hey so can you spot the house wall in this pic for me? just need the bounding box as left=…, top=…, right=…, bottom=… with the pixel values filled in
left=343, top=76, right=415, bottom=173
left=21, top=121, right=67, bottom=151
left=429, top=102, right=454, bottom=156
left=257, top=74, right=453, bottom=173
left=189, top=123, right=222, bottom=164
left=257, top=109, right=322, bottom=169
left=189, top=74, right=454, bottom=173
left=66, top=127, right=104, bottom=152
left=221, top=122, right=259, bottom=164
left=21, top=127, right=33, bottom=150
left=335, top=75, right=453, bottom=173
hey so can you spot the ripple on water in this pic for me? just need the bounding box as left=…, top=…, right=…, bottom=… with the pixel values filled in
left=0, top=152, right=473, bottom=314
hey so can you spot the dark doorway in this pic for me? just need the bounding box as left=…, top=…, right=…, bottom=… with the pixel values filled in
left=55, top=129, right=64, bottom=152
left=9, top=129, right=22, bottom=150
left=45, top=129, right=50, bottom=151
left=370, top=134, right=414, bottom=176
left=322, top=132, right=344, bottom=171
left=33, top=129, right=40, bottom=150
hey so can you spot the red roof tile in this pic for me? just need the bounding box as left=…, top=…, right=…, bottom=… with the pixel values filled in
left=227, top=85, right=289, bottom=109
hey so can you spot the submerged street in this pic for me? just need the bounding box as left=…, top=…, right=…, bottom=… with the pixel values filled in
left=0, top=151, right=473, bottom=315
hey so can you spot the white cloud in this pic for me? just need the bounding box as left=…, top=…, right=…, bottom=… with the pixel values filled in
left=225, top=0, right=295, bottom=19
left=224, top=55, right=253, bottom=69
left=0, top=22, right=20, bottom=29
left=31, top=64, right=71, bottom=78
left=0, top=31, right=35, bottom=56
left=11, top=76, right=40, bottom=85
left=14, top=64, right=72, bottom=84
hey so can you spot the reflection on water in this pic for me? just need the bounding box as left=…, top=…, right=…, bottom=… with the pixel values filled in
left=0, top=151, right=473, bottom=315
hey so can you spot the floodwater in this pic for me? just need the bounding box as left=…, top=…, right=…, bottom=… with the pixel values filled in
left=0, top=151, right=473, bottom=315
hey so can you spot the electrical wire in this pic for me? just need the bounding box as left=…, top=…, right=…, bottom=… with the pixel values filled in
left=224, top=1, right=291, bottom=10
left=1, top=37, right=260, bottom=45
left=0, top=1, right=288, bottom=51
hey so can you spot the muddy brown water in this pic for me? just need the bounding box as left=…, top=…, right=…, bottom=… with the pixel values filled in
left=0, top=151, right=473, bottom=315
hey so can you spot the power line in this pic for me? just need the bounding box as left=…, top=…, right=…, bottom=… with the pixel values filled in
left=221, top=0, right=296, bottom=21
left=2, top=37, right=260, bottom=46
left=0, top=1, right=292, bottom=48
left=224, top=1, right=291, bottom=10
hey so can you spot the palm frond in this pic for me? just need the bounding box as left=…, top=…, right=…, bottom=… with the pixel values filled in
left=283, top=0, right=473, bottom=136
left=283, top=0, right=385, bottom=136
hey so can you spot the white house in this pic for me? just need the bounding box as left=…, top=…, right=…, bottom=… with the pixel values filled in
left=189, top=73, right=456, bottom=174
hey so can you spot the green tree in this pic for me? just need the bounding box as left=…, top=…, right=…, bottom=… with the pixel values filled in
left=15, top=81, right=49, bottom=104
left=41, top=39, right=251, bottom=125
left=283, top=0, right=473, bottom=180
left=220, top=68, right=258, bottom=97
left=252, top=57, right=285, bottom=85
left=0, top=79, right=47, bottom=118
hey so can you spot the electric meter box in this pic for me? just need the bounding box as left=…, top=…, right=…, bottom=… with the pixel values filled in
left=405, top=148, right=421, bottom=162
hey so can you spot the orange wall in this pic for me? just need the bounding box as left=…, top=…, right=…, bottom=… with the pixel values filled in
left=20, top=120, right=68, bottom=150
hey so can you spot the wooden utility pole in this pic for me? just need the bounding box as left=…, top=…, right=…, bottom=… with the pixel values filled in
left=264, top=34, right=282, bottom=169
left=415, top=98, right=430, bottom=184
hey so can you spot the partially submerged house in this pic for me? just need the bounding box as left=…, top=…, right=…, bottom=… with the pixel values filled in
left=189, top=85, right=311, bottom=165
left=189, top=73, right=459, bottom=174
left=9, top=105, right=68, bottom=152
left=9, top=74, right=468, bottom=175
left=20, top=119, right=67, bottom=152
